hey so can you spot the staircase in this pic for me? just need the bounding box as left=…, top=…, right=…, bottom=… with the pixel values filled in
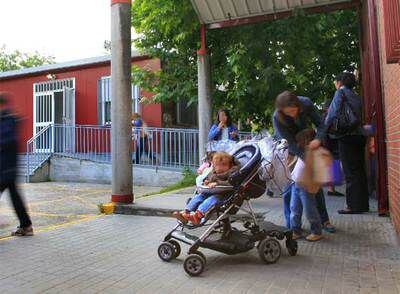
left=17, top=154, right=50, bottom=182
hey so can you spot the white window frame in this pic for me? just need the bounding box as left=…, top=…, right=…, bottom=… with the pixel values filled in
left=98, top=76, right=141, bottom=125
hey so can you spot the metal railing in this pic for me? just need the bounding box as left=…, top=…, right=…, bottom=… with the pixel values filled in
left=26, top=124, right=53, bottom=181
left=26, top=124, right=253, bottom=180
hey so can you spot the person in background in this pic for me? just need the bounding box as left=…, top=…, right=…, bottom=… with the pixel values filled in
left=208, top=109, right=239, bottom=142
left=325, top=73, right=369, bottom=214
left=0, top=92, right=33, bottom=236
left=131, top=113, right=149, bottom=164
left=290, top=129, right=323, bottom=241
left=363, top=124, right=377, bottom=199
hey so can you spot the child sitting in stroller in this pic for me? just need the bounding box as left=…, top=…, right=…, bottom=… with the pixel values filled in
left=173, top=151, right=239, bottom=225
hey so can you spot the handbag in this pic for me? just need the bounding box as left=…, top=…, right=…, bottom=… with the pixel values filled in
left=330, top=90, right=360, bottom=136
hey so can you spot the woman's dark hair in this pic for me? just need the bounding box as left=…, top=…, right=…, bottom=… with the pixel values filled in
left=216, top=108, right=232, bottom=126
left=295, top=128, right=316, bottom=150
left=275, top=91, right=301, bottom=124
left=335, top=72, right=356, bottom=89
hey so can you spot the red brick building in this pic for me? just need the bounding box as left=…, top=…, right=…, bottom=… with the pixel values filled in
left=0, top=52, right=162, bottom=153
left=359, top=0, right=400, bottom=232
left=375, top=0, right=400, bottom=232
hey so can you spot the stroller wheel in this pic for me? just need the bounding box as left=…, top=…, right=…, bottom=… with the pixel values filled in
left=168, top=240, right=181, bottom=258
left=193, top=251, right=206, bottom=264
left=286, top=239, right=298, bottom=256
left=258, top=238, right=281, bottom=264
left=183, top=254, right=206, bottom=277
left=158, top=242, right=175, bottom=262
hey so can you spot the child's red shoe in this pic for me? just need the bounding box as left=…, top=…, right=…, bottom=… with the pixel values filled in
left=187, top=211, right=204, bottom=225
left=172, top=211, right=188, bottom=224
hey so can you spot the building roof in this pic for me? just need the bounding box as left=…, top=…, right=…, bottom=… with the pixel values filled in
left=0, top=50, right=145, bottom=80
left=191, top=0, right=359, bottom=29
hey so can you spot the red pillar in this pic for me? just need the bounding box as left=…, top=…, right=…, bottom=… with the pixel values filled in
left=365, top=0, right=389, bottom=215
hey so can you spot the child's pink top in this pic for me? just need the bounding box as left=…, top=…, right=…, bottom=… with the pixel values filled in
left=291, top=158, right=305, bottom=182
left=197, top=162, right=211, bottom=175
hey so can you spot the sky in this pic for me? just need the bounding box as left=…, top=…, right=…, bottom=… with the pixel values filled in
left=0, top=0, right=115, bottom=62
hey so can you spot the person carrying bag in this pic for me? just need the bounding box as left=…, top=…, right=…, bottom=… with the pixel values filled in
left=325, top=72, right=369, bottom=214
left=329, top=89, right=360, bottom=137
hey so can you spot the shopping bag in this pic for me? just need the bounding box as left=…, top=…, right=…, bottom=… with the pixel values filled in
left=331, top=159, right=344, bottom=186
left=297, top=147, right=333, bottom=194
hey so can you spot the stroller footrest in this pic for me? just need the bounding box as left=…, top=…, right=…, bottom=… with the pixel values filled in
left=171, top=231, right=199, bottom=245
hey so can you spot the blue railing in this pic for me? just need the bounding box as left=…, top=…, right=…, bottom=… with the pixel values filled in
left=25, top=124, right=253, bottom=180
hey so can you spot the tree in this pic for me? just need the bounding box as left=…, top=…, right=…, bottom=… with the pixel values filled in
left=0, top=45, right=54, bottom=72
left=131, top=1, right=359, bottom=129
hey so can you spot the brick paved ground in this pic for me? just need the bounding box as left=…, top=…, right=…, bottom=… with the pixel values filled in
left=0, top=182, right=161, bottom=238
left=0, top=185, right=399, bottom=293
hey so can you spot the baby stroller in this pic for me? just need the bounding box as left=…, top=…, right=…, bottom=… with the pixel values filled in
left=157, top=140, right=297, bottom=276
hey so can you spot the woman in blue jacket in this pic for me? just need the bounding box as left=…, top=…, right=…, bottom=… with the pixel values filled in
left=273, top=90, right=335, bottom=233
left=208, top=109, right=239, bottom=142
left=324, top=72, right=369, bottom=214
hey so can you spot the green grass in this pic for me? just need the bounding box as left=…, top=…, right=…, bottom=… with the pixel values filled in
left=158, top=168, right=196, bottom=193
left=141, top=167, right=197, bottom=197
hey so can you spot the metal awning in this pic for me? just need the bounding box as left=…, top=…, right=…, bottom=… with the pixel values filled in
left=191, top=0, right=359, bottom=29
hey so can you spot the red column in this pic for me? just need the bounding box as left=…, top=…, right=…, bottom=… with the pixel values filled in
left=366, top=0, right=389, bottom=215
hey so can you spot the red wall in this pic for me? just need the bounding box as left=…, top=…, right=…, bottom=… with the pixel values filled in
left=0, top=57, right=161, bottom=152
left=376, top=0, right=400, bottom=233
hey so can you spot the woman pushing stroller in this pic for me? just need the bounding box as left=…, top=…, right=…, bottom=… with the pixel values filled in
left=173, top=151, right=239, bottom=225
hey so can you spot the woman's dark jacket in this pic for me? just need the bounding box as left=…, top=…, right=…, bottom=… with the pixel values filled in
left=273, top=96, right=325, bottom=159
left=324, top=86, right=363, bottom=138
left=0, top=110, right=19, bottom=184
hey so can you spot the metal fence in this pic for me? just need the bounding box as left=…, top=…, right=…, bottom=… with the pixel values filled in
left=26, top=124, right=53, bottom=178
left=26, top=124, right=253, bottom=180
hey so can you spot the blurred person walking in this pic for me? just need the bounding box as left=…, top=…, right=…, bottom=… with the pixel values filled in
left=0, top=92, right=33, bottom=236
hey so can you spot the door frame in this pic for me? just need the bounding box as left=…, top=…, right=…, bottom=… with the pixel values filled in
left=32, top=78, right=76, bottom=153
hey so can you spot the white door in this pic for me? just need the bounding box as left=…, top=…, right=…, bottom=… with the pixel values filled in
left=33, top=79, right=76, bottom=153
left=62, top=87, right=76, bottom=153
left=33, top=92, right=54, bottom=152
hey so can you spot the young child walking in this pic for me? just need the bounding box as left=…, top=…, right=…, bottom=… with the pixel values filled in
left=173, top=151, right=239, bottom=225
left=290, top=129, right=323, bottom=242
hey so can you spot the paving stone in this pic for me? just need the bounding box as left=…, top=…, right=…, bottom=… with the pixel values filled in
left=0, top=183, right=398, bottom=293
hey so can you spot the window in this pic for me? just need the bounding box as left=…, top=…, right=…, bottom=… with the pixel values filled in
left=383, top=0, right=400, bottom=63
left=98, top=76, right=140, bottom=125
left=176, top=100, right=197, bottom=127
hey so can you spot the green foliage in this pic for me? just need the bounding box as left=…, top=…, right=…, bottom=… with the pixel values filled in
left=156, top=167, right=196, bottom=194
left=131, top=1, right=360, bottom=129
left=131, top=0, right=199, bottom=104
left=0, top=45, right=54, bottom=72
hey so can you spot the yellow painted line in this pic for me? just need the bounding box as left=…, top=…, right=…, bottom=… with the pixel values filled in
left=138, top=187, right=195, bottom=201
left=27, top=198, right=68, bottom=206
left=0, top=207, right=96, bottom=218
left=35, top=214, right=102, bottom=233
left=20, top=183, right=110, bottom=194
left=27, top=190, right=110, bottom=207
left=72, top=196, right=99, bottom=209
left=30, top=212, right=89, bottom=218
left=0, top=214, right=104, bottom=242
